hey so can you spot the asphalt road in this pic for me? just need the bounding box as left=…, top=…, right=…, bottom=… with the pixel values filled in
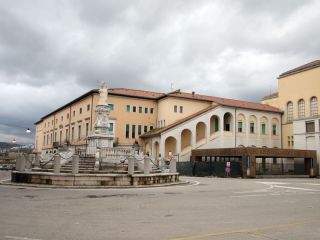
left=1, top=172, right=320, bottom=240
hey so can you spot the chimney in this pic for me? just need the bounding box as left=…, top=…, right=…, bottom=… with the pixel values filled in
left=192, top=91, right=195, bottom=96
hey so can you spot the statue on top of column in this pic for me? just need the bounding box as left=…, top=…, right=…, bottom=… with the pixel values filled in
left=98, top=81, right=108, bottom=106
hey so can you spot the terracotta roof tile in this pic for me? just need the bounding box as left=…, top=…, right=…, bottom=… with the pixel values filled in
left=141, top=105, right=218, bottom=138
left=168, top=91, right=281, bottom=113
left=109, top=88, right=164, bottom=99
left=279, top=60, right=320, bottom=78
left=261, top=92, right=279, bottom=101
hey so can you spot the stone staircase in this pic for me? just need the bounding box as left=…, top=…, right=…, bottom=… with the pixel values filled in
left=60, top=156, right=96, bottom=173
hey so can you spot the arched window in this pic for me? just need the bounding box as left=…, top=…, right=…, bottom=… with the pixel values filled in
left=310, top=97, right=318, bottom=116
left=287, top=102, right=293, bottom=122
left=298, top=99, right=305, bottom=118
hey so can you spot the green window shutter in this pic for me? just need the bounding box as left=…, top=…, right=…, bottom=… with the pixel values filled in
left=108, top=104, right=114, bottom=111
left=125, top=124, right=130, bottom=138
left=126, top=105, right=130, bottom=112
left=261, top=124, right=266, bottom=134
left=132, top=125, right=136, bottom=138
left=215, top=119, right=219, bottom=131
left=139, top=106, right=142, bottom=113
left=144, top=126, right=148, bottom=133
left=138, top=125, right=142, bottom=135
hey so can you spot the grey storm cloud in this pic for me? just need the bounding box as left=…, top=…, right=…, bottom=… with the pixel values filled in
left=0, top=0, right=320, bottom=143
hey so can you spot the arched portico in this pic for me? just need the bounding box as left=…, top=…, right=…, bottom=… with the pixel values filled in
left=223, top=112, right=233, bottom=132
left=196, top=122, right=207, bottom=146
left=181, top=129, right=192, bottom=154
left=164, top=136, right=177, bottom=159
left=210, top=115, right=219, bottom=135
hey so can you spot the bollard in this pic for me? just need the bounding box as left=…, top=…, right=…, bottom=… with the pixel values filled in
left=26, top=154, right=34, bottom=170
left=72, top=155, right=79, bottom=174
left=170, top=157, right=176, bottom=173
left=144, top=157, right=150, bottom=174
left=128, top=157, right=134, bottom=175
left=53, top=155, right=61, bottom=174
left=16, top=154, right=26, bottom=172
left=34, top=154, right=40, bottom=168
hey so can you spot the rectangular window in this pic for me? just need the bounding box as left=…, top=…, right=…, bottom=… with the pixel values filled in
left=288, top=136, right=291, bottom=147
left=78, top=125, right=81, bottom=140
left=126, top=105, right=130, bottom=112
left=86, top=122, right=89, bottom=136
left=261, top=124, right=266, bottom=134
left=250, top=122, right=255, bottom=134
left=59, top=130, right=62, bottom=144
left=150, top=108, right=154, bottom=114
left=138, top=125, right=142, bottom=135
left=126, top=124, right=130, bottom=138
left=61, top=116, right=63, bottom=121
left=139, top=106, right=142, bottom=113
left=144, top=126, right=148, bottom=133
left=50, top=133, right=53, bottom=144
left=47, top=134, right=49, bottom=144
left=71, top=127, right=74, bottom=142
left=150, top=126, right=153, bottom=130
left=145, top=107, right=148, bottom=114
left=87, top=104, right=90, bottom=111
left=180, top=106, right=183, bottom=113
left=67, top=113, right=69, bottom=119
left=291, top=136, right=294, bottom=147
left=109, top=123, right=114, bottom=133
left=43, top=135, right=45, bottom=145
left=133, top=106, right=136, bottom=112
left=306, top=121, right=315, bottom=133
left=79, top=108, right=82, bottom=114
left=272, top=125, right=277, bottom=135
left=237, top=121, right=243, bottom=133
left=54, top=132, right=57, bottom=142
left=73, top=111, right=75, bottom=117
left=108, top=104, right=114, bottom=111
left=215, top=120, right=219, bottom=132
left=174, top=105, right=177, bottom=113
left=132, top=125, right=136, bottom=139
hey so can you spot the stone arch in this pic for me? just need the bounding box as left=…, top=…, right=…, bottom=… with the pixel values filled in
left=144, top=142, right=151, bottom=155
left=223, top=112, right=233, bottom=131
left=271, top=118, right=279, bottom=136
left=164, top=136, right=177, bottom=159
left=196, top=122, right=207, bottom=145
left=260, top=116, right=269, bottom=135
left=181, top=129, right=192, bottom=154
left=210, top=115, right=220, bottom=135
left=237, top=113, right=246, bottom=133
left=249, top=115, right=257, bottom=134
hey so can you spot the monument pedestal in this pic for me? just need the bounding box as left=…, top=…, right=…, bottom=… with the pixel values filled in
left=86, top=134, right=114, bottom=155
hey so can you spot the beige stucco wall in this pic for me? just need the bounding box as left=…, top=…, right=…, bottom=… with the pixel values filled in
left=157, top=97, right=211, bottom=127
left=107, top=95, right=158, bottom=146
left=261, top=66, right=320, bottom=149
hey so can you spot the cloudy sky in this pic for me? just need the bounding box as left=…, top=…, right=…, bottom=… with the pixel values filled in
left=0, top=0, right=320, bottom=144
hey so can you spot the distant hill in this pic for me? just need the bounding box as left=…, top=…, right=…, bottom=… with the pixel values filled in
left=0, top=142, right=21, bottom=149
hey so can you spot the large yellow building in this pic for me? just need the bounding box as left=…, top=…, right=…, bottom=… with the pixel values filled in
left=35, top=87, right=282, bottom=163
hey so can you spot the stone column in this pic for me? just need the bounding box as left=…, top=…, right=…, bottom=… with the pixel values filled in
left=26, top=154, right=34, bottom=170
left=16, top=154, right=25, bottom=172
left=72, top=155, right=79, bottom=174
left=170, top=156, right=177, bottom=173
left=144, top=157, right=150, bottom=174
left=53, top=155, right=61, bottom=174
left=128, top=156, right=134, bottom=175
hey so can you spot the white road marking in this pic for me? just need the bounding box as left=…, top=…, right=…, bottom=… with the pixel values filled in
left=302, top=183, right=320, bottom=186
left=256, top=181, right=289, bottom=185
left=4, top=236, right=42, bottom=240
left=272, top=185, right=316, bottom=191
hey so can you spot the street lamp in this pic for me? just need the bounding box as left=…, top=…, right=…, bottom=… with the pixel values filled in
left=25, top=128, right=31, bottom=134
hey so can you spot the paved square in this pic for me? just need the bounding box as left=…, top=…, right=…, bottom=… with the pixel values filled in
left=1, top=172, right=320, bottom=240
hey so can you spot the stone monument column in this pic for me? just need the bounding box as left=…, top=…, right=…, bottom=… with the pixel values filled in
left=87, top=81, right=114, bottom=155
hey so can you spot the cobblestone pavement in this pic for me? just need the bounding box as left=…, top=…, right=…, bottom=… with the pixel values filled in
left=1, top=175, right=320, bottom=240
